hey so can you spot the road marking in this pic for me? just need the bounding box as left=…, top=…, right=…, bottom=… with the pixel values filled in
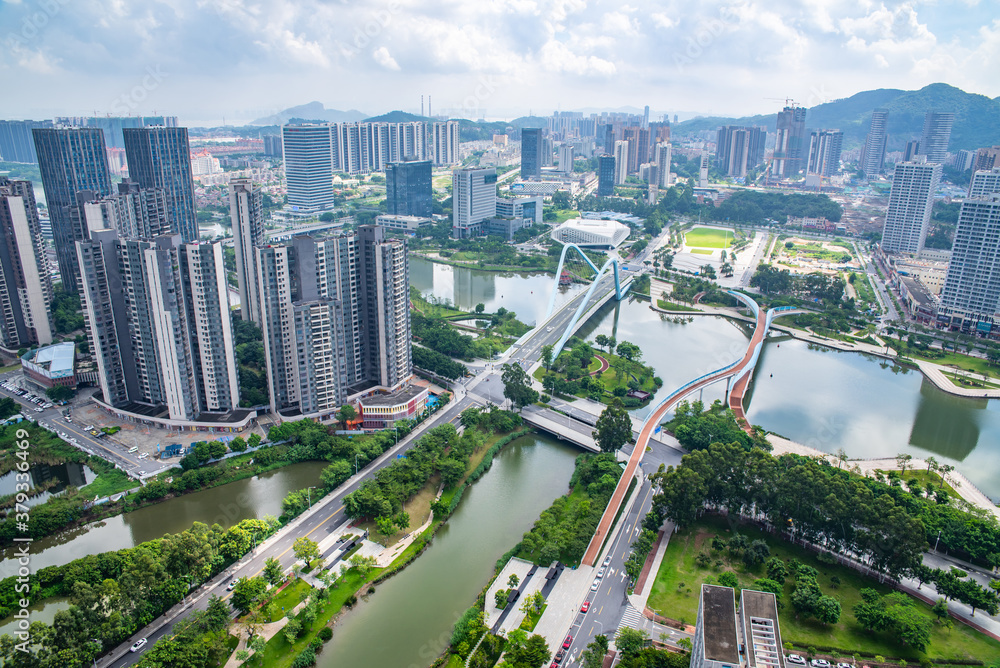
left=245, top=505, right=345, bottom=579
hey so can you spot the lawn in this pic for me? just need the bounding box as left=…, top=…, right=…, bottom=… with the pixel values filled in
left=689, top=248, right=715, bottom=255
left=79, top=469, right=135, bottom=499
left=941, top=370, right=1000, bottom=390
left=554, top=209, right=580, bottom=224
left=266, top=578, right=312, bottom=622
left=519, top=603, right=547, bottom=632
left=893, top=469, right=960, bottom=499
left=684, top=227, right=733, bottom=249
left=655, top=299, right=703, bottom=313
left=647, top=517, right=1000, bottom=663
left=888, top=342, right=1000, bottom=380
left=357, top=474, right=440, bottom=546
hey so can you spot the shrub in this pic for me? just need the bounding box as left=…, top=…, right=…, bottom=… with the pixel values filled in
left=292, top=648, right=316, bottom=668
left=318, top=627, right=333, bottom=642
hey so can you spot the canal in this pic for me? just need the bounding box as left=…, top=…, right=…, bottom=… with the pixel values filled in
left=0, top=461, right=326, bottom=579
left=320, top=434, right=578, bottom=668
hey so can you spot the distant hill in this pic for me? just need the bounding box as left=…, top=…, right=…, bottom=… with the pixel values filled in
left=364, top=110, right=432, bottom=123
left=673, top=83, right=1000, bottom=151
left=251, top=102, right=368, bottom=126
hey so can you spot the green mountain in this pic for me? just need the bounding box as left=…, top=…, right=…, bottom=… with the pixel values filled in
left=363, top=110, right=432, bottom=123
left=674, top=83, right=1000, bottom=151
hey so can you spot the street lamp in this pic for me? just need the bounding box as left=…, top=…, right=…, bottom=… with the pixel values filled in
left=355, top=453, right=360, bottom=475
left=306, top=486, right=317, bottom=509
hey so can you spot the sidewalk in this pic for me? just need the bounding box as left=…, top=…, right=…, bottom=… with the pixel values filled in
left=222, top=597, right=309, bottom=668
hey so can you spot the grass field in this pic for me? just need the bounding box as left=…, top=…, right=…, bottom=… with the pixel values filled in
left=684, top=227, right=733, bottom=249
left=941, top=370, right=1000, bottom=390
left=647, top=517, right=1000, bottom=663
left=689, top=248, right=715, bottom=255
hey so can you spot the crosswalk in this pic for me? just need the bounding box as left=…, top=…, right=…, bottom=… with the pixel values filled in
left=616, top=605, right=644, bottom=636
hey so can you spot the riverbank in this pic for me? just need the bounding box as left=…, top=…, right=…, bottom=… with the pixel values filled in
left=411, top=251, right=558, bottom=275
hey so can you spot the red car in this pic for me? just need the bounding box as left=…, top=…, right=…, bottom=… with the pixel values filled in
left=562, top=634, right=573, bottom=649
left=580, top=600, right=591, bottom=613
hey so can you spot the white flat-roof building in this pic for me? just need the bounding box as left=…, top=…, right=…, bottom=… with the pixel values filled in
left=550, top=218, right=630, bottom=248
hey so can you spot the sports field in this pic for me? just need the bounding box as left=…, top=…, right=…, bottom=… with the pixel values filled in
left=684, top=226, right=733, bottom=249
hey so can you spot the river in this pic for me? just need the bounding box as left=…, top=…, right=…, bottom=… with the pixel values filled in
left=320, top=434, right=578, bottom=668
left=0, top=461, right=326, bottom=579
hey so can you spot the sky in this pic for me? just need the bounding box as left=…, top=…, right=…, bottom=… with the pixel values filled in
left=1, top=0, right=998, bottom=127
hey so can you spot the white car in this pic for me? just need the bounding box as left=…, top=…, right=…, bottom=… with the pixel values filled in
left=786, top=656, right=806, bottom=666
left=590, top=579, right=600, bottom=592
left=139, top=453, right=149, bottom=459
left=603, top=555, right=611, bottom=567
left=596, top=567, right=606, bottom=578
left=835, top=663, right=853, bottom=668
left=130, top=638, right=147, bottom=653
left=810, top=660, right=831, bottom=668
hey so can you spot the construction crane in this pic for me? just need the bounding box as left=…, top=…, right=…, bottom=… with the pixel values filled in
left=763, top=97, right=799, bottom=108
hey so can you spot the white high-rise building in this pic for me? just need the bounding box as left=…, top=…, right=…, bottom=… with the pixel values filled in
left=699, top=151, right=710, bottom=188
left=452, top=167, right=497, bottom=238
left=939, top=195, right=1000, bottom=332
left=229, top=179, right=265, bottom=324
left=282, top=124, right=336, bottom=212
left=968, top=167, right=1000, bottom=199
left=860, top=109, right=888, bottom=179
left=613, top=140, right=629, bottom=185
left=919, top=111, right=954, bottom=164
left=559, top=144, right=574, bottom=174
left=880, top=160, right=941, bottom=254
left=432, top=121, right=460, bottom=166
left=0, top=178, right=52, bottom=349
left=654, top=142, right=672, bottom=187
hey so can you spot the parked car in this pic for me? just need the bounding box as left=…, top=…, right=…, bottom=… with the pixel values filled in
left=596, top=567, right=605, bottom=578
left=786, top=656, right=806, bottom=666
left=130, top=638, right=147, bottom=653
left=835, top=663, right=853, bottom=668
left=562, top=635, right=572, bottom=649
left=603, top=555, right=611, bottom=567
left=580, top=600, right=590, bottom=613
left=590, top=579, right=600, bottom=591
left=810, top=661, right=831, bottom=668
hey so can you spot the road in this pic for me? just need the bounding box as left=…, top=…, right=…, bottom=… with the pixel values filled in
left=103, top=265, right=634, bottom=667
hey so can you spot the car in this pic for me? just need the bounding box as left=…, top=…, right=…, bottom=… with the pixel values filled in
left=130, top=638, right=148, bottom=653
left=590, top=579, right=599, bottom=591
left=603, top=555, right=611, bottom=567
left=810, top=661, right=831, bottom=668
left=226, top=580, right=237, bottom=591
left=580, top=600, right=590, bottom=613
left=553, top=649, right=564, bottom=663
left=785, top=656, right=806, bottom=666
left=34, top=407, right=42, bottom=412
left=835, top=664, right=853, bottom=668
left=596, top=567, right=605, bottom=578
left=562, top=634, right=572, bottom=649
left=138, top=470, right=146, bottom=476
left=139, top=452, right=149, bottom=459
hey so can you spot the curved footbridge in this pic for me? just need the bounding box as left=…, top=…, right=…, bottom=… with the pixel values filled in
left=580, top=294, right=802, bottom=567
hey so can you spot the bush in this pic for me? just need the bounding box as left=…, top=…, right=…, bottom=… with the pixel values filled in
left=318, top=627, right=333, bottom=642
left=292, top=648, right=316, bottom=667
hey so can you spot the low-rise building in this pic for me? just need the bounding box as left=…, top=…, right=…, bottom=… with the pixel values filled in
left=375, top=214, right=434, bottom=233
left=21, top=342, right=76, bottom=390
left=358, top=385, right=429, bottom=429
left=550, top=218, right=630, bottom=248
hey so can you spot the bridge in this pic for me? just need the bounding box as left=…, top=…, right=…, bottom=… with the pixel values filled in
left=580, top=295, right=802, bottom=566
left=546, top=243, right=633, bottom=359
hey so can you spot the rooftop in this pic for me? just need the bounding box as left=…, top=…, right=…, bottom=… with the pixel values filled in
left=359, top=384, right=429, bottom=407
left=22, top=342, right=75, bottom=375
left=741, top=590, right=784, bottom=668
left=700, top=584, right=740, bottom=663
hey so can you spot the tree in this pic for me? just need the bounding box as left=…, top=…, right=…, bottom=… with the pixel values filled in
left=815, top=595, right=842, bottom=624
left=501, top=362, right=539, bottom=411
left=293, top=537, right=320, bottom=564
left=263, top=557, right=284, bottom=586
left=475, top=303, right=485, bottom=314
left=580, top=635, right=609, bottom=668
left=231, top=577, right=268, bottom=616
left=615, top=627, right=648, bottom=659
left=700, top=264, right=717, bottom=279
left=495, top=588, right=509, bottom=609
left=508, top=573, right=521, bottom=588
left=541, top=344, right=554, bottom=371
left=766, top=557, right=788, bottom=582
left=593, top=399, right=632, bottom=453
left=376, top=515, right=396, bottom=536
left=349, top=554, right=377, bottom=578
left=595, top=334, right=610, bottom=353
left=718, top=572, right=739, bottom=589
left=335, top=404, right=358, bottom=430
left=46, top=385, right=75, bottom=402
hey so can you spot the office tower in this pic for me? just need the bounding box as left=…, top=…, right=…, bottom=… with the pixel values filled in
left=643, top=105, right=650, bottom=129
left=699, top=151, right=710, bottom=188
left=385, top=160, right=433, bottom=218
left=282, top=124, right=336, bottom=211
left=0, top=120, right=52, bottom=164
left=358, top=225, right=410, bottom=389
left=880, top=160, right=942, bottom=254
left=77, top=231, right=239, bottom=420
left=975, top=146, right=1000, bottom=171
left=257, top=228, right=411, bottom=415
left=953, top=150, right=976, bottom=171
left=903, top=140, right=921, bottom=162
left=860, top=109, right=889, bottom=179
left=939, top=195, right=1000, bottom=330
left=431, top=121, right=460, bottom=166
left=263, top=135, right=283, bottom=158
left=771, top=105, right=807, bottom=178
left=623, top=127, right=650, bottom=173
left=969, top=168, right=1000, bottom=199
left=559, top=144, right=575, bottom=174
left=715, top=126, right=766, bottom=177
left=654, top=142, right=672, bottom=188
left=230, top=179, right=265, bottom=324
left=452, top=167, right=497, bottom=238
left=613, top=141, right=629, bottom=185
left=32, top=127, right=113, bottom=288
left=919, top=111, right=955, bottom=164
left=806, top=130, right=844, bottom=177
left=56, top=116, right=178, bottom=150
left=598, top=123, right=614, bottom=155
left=597, top=156, right=616, bottom=196
left=521, top=128, right=543, bottom=179
left=0, top=179, right=53, bottom=348
left=650, top=122, right=671, bottom=145
left=123, top=127, right=198, bottom=242
left=75, top=180, right=171, bottom=241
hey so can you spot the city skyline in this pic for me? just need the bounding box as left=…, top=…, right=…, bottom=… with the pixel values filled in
left=1, top=1, right=999, bottom=125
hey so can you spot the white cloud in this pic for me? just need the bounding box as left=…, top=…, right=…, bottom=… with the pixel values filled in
left=373, top=46, right=400, bottom=70
left=651, top=12, right=676, bottom=30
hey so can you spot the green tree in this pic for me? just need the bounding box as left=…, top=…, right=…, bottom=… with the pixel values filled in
left=718, top=571, right=739, bottom=589
left=579, top=634, right=609, bottom=668
left=593, top=399, right=632, bottom=453
left=495, top=588, right=509, bottom=609
left=475, top=302, right=485, bottom=313
left=541, top=344, right=554, bottom=371
left=815, top=595, right=842, bottom=624
left=508, top=573, right=521, bottom=588
left=501, top=362, right=539, bottom=411
left=231, top=576, right=268, bottom=616
left=349, top=554, right=377, bottom=578
left=615, top=627, right=648, bottom=659
left=46, top=385, right=75, bottom=402
left=293, top=537, right=320, bottom=564
left=595, top=334, right=610, bottom=353
left=335, top=404, right=358, bottom=430
left=263, top=557, right=284, bottom=586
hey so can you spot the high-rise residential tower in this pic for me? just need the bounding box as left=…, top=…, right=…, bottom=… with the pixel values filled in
left=123, top=127, right=198, bottom=242
left=654, top=142, right=673, bottom=188
left=452, top=167, right=497, bottom=238
left=597, top=156, right=616, bottom=196
left=806, top=130, right=844, bottom=178
left=880, top=159, right=942, bottom=254
left=559, top=144, right=574, bottom=174
left=623, top=127, right=650, bottom=174
left=431, top=121, right=460, bottom=166
left=32, top=127, right=113, bottom=288
left=385, top=160, right=433, bottom=218
left=521, top=128, right=543, bottom=180
left=771, top=105, right=807, bottom=178
left=230, top=179, right=266, bottom=324
left=968, top=167, right=1000, bottom=200
left=0, top=120, right=52, bottom=164
left=282, top=124, right=337, bottom=212
left=715, top=126, right=766, bottom=177
left=613, top=141, right=629, bottom=185
left=0, top=179, right=53, bottom=348
left=860, top=109, right=889, bottom=179
left=974, top=146, right=1000, bottom=172
left=919, top=111, right=955, bottom=164
left=939, top=194, right=1000, bottom=332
